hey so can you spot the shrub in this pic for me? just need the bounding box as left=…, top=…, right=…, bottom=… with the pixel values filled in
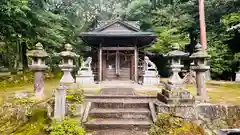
left=66, top=88, right=84, bottom=116
left=66, top=88, right=84, bottom=104
left=48, top=118, right=85, bottom=135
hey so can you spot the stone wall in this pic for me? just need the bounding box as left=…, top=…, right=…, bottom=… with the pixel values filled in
left=156, top=103, right=240, bottom=134
left=156, top=103, right=240, bottom=120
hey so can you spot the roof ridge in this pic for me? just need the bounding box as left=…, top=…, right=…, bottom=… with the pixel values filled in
left=94, top=20, right=141, bottom=32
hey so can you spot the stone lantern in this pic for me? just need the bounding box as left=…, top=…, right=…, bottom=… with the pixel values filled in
left=58, top=43, right=79, bottom=85
left=190, top=43, right=210, bottom=103
left=158, top=44, right=194, bottom=104
left=166, top=44, right=188, bottom=85
left=28, top=42, right=48, bottom=97
left=54, top=43, right=78, bottom=122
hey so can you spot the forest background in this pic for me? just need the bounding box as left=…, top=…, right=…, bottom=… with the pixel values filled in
left=0, top=0, right=239, bottom=80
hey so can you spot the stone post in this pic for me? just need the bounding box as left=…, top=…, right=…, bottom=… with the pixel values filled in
left=190, top=43, right=210, bottom=103
left=54, top=85, right=67, bottom=121
left=28, top=42, right=48, bottom=98
left=54, top=43, right=78, bottom=121
left=158, top=44, right=194, bottom=104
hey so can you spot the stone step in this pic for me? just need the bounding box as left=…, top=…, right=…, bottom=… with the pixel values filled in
left=106, top=74, right=130, bottom=77
left=106, top=72, right=130, bottom=75
left=85, top=118, right=152, bottom=130
left=91, top=102, right=149, bottom=109
left=88, top=129, right=148, bottom=135
left=89, top=108, right=151, bottom=119
left=85, top=95, right=156, bottom=102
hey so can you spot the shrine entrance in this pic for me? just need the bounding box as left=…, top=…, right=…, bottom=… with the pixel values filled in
left=103, top=50, right=134, bottom=81
left=79, top=19, right=156, bottom=83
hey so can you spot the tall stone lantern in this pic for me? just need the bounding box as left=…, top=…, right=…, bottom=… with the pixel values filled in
left=58, top=43, right=79, bottom=85
left=54, top=43, right=78, bottom=121
left=190, top=43, right=210, bottom=103
left=158, top=44, right=194, bottom=104
left=28, top=42, right=48, bottom=97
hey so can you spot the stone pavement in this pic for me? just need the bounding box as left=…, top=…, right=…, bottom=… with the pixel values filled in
left=81, top=80, right=161, bottom=93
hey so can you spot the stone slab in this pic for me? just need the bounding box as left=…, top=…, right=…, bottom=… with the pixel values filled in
left=100, top=88, right=135, bottom=95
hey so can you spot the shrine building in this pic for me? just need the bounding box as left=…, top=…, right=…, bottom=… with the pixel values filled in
left=79, top=19, right=157, bottom=82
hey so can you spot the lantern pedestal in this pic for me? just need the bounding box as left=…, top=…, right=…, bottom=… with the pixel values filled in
left=158, top=84, right=194, bottom=104
left=34, top=71, right=44, bottom=97
left=60, top=67, right=75, bottom=84
left=158, top=67, right=194, bottom=104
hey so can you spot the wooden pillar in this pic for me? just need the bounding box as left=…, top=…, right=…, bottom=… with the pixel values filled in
left=199, top=0, right=207, bottom=50
left=131, top=55, right=134, bottom=80
left=134, top=46, right=138, bottom=82
left=99, top=46, right=102, bottom=82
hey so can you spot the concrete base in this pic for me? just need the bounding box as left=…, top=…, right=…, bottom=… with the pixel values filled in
left=76, top=70, right=94, bottom=85
left=235, top=72, right=240, bottom=82
left=142, top=74, right=160, bottom=85
left=76, top=75, right=94, bottom=85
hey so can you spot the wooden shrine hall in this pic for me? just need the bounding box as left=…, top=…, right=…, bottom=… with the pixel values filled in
left=79, top=20, right=156, bottom=82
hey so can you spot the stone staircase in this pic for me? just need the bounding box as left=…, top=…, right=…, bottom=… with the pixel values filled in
left=106, top=68, right=130, bottom=80
left=84, top=94, right=156, bottom=131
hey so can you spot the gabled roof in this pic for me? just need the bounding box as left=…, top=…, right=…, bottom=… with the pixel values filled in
left=79, top=19, right=157, bottom=47
left=93, top=19, right=141, bottom=32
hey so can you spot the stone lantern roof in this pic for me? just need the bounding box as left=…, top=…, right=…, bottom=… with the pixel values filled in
left=190, top=43, right=210, bottom=59
left=59, top=44, right=79, bottom=58
left=27, top=42, right=48, bottom=58
left=165, top=43, right=189, bottom=57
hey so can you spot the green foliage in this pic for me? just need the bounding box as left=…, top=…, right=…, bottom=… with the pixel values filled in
left=66, top=88, right=84, bottom=104
left=66, top=88, right=84, bottom=116
left=149, top=27, right=189, bottom=53
left=223, top=12, right=240, bottom=29
left=149, top=113, right=205, bottom=135
left=48, top=118, right=85, bottom=135
left=0, top=96, right=51, bottom=135
left=12, top=109, right=50, bottom=135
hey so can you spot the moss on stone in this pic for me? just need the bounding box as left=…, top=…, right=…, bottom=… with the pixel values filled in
left=12, top=109, right=50, bottom=135
left=149, top=113, right=205, bottom=135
